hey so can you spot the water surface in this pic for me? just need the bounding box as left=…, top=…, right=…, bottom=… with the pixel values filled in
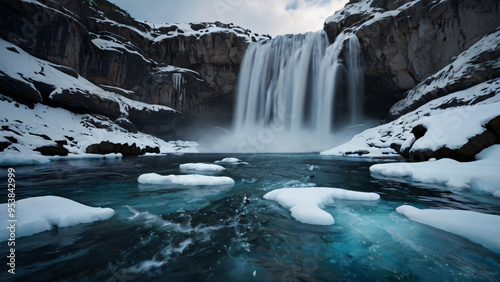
left=1, top=154, right=499, bottom=281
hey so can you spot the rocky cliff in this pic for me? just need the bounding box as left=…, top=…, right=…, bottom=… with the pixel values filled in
left=0, top=0, right=269, bottom=139
left=322, top=0, right=500, bottom=162
left=325, top=0, right=500, bottom=117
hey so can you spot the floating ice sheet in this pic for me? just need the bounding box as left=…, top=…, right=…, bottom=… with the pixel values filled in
left=263, top=187, right=380, bottom=225
left=138, top=173, right=235, bottom=188
left=396, top=205, right=500, bottom=254
left=179, top=163, right=225, bottom=174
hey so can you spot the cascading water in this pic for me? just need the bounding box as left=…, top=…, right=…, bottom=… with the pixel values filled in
left=218, top=30, right=365, bottom=153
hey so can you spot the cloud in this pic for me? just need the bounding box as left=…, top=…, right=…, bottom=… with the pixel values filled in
left=109, top=0, right=347, bottom=36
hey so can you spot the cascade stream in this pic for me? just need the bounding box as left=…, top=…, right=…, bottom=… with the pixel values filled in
left=220, top=30, right=365, bottom=152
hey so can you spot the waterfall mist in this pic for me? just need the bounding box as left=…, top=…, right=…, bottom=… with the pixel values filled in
left=202, top=30, right=371, bottom=153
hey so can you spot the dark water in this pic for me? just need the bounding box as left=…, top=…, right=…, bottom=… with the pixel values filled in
left=1, top=154, right=499, bottom=281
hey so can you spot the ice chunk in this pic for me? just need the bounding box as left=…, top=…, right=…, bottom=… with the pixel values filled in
left=263, top=188, right=380, bottom=225
left=0, top=196, right=114, bottom=241
left=214, top=157, right=247, bottom=164
left=396, top=205, right=500, bottom=254
left=179, top=163, right=225, bottom=174
left=370, top=145, right=500, bottom=195
left=138, top=173, right=235, bottom=188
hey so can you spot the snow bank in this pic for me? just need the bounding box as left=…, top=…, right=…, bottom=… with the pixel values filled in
left=263, top=188, right=380, bottom=225
left=138, top=173, right=234, bottom=188
left=321, top=79, right=500, bottom=158
left=0, top=95, right=198, bottom=166
left=370, top=145, right=500, bottom=196
left=396, top=205, right=500, bottom=254
left=179, top=163, right=225, bottom=174
left=0, top=196, right=114, bottom=241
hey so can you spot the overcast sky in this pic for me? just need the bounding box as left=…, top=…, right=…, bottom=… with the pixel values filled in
left=109, top=0, right=348, bottom=36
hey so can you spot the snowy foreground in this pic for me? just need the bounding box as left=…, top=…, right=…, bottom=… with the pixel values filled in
left=397, top=205, right=500, bottom=254
left=370, top=145, right=500, bottom=197
left=264, top=188, right=380, bottom=225
left=0, top=196, right=114, bottom=241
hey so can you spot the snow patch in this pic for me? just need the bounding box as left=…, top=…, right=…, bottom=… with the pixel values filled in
left=263, top=187, right=380, bottom=225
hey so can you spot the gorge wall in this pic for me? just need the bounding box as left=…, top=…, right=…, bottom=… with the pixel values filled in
left=325, top=0, right=500, bottom=117
left=0, top=0, right=269, bottom=139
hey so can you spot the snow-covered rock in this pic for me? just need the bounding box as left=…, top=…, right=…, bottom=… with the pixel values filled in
left=0, top=196, right=114, bottom=241
left=390, top=30, right=500, bottom=117
left=324, top=0, right=500, bottom=117
left=369, top=145, right=500, bottom=196
left=396, top=205, right=500, bottom=254
left=0, top=94, right=198, bottom=166
left=0, top=0, right=271, bottom=127
left=179, top=163, right=225, bottom=174
left=138, top=173, right=234, bottom=188
left=321, top=78, right=500, bottom=161
left=263, top=187, right=380, bottom=225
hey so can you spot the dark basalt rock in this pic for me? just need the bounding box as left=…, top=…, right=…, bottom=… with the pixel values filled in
left=34, top=144, right=69, bottom=156
left=86, top=141, right=160, bottom=156
left=0, top=142, right=11, bottom=152
left=114, top=118, right=138, bottom=133
left=50, top=89, right=122, bottom=119
left=0, top=71, right=42, bottom=104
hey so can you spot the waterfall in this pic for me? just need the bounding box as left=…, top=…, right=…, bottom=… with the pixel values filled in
left=227, top=30, right=364, bottom=152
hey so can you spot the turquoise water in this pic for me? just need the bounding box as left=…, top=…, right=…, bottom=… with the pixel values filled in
left=1, top=154, right=499, bottom=281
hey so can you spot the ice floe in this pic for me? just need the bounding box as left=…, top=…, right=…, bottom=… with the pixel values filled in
left=263, top=187, right=380, bottom=225
left=138, top=173, right=235, bottom=188
left=396, top=205, right=500, bottom=254
left=214, top=157, right=248, bottom=165
left=0, top=196, right=114, bottom=241
left=179, top=163, right=225, bottom=174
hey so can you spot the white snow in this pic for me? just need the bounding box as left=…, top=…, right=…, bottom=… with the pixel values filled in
left=263, top=187, right=380, bottom=225
left=148, top=22, right=269, bottom=43
left=396, top=205, right=500, bottom=254
left=91, top=37, right=150, bottom=63
left=370, top=145, right=500, bottom=196
left=0, top=196, right=114, bottom=241
left=138, top=173, right=235, bottom=188
left=411, top=102, right=500, bottom=151
left=179, top=163, right=225, bottom=174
